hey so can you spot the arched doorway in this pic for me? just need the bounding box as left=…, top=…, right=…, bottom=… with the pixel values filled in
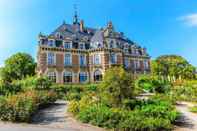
left=94, top=70, right=102, bottom=82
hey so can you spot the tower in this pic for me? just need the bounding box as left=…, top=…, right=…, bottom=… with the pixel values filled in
left=73, top=4, right=79, bottom=24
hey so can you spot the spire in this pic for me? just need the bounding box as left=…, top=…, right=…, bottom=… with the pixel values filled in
left=73, top=4, right=79, bottom=24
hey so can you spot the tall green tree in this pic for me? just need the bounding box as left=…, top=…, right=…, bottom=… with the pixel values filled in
left=0, top=53, right=36, bottom=82
left=152, top=55, right=196, bottom=81
left=99, top=67, right=134, bottom=107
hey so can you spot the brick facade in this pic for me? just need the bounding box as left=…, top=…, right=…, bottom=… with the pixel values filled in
left=36, top=16, right=151, bottom=84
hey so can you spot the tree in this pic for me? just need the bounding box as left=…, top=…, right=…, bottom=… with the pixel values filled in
left=152, top=55, right=196, bottom=81
left=0, top=53, right=36, bottom=82
left=99, top=67, right=134, bottom=107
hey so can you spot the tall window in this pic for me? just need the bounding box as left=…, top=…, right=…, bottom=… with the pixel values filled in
left=110, top=53, right=117, bottom=64
left=135, top=60, right=140, bottom=69
left=144, top=60, right=149, bottom=69
left=93, top=54, right=101, bottom=65
left=79, top=72, right=88, bottom=83
left=64, top=54, right=72, bottom=66
left=94, top=70, right=102, bottom=82
left=124, top=58, right=129, bottom=68
left=47, top=72, right=56, bottom=83
left=47, top=52, right=55, bottom=65
left=63, top=71, right=72, bottom=83
left=109, top=41, right=114, bottom=48
left=64, top=42, right=71, bottom=49
left=79, top=54, right=86, bottom=66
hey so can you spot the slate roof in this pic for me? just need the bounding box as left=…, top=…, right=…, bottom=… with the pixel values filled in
left=50, top=22, right=96, bottom=40
left=48, top=21, right=141, bottom=49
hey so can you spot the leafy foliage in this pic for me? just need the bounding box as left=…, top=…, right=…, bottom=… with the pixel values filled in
left=99, top=67, right=134, bottom=107
left=0, top=53, right=36, bottom=82
left=136, top=75, right=171, bottom=93
left=0, top=90, right=57, bottom=122
left=190, top=106, right=197, bottom=113
left=69, top=94, right=179, bottom=131
left=171, top=80, right=197, bottom=102
left=68, top=67, right=179, bottom=131
left=50, top=84, right=98, bottom=100
left=0, top=76, right=52, bottom=95
left=152, top=55, right=196, bottom=81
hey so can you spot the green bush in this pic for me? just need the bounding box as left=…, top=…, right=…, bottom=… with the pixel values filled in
left=136, top=75, right=171, bottom=93
left=68, top=93, right=179, bottom=130
left=99, top=67, right=134, bottom=107
left=12, top=76, right=52, bottom=91
left=190, top=106, right=197, bottom=113
left=119, top=112, right=172, bottom=131
left=77, top=104, right=122, bottom=128
left=68, top=100, right=80, bottom=115
left=51, top=84, right=98, bottom=100
left=0, top=76, right=52, bottom=96
left=0, top=90, right=58, bottom=122
left=0, top=82, right=21, bottom=95
left=171, top=85, right=197, bottom=102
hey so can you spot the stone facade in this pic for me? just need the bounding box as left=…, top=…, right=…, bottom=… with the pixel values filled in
left=36, top=14, right=150, bottom=84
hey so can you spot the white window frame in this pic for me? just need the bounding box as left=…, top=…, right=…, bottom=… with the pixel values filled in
left=47, top=71, right=57, bottom=83
left=64, top=53, right=72, bottom=66
left=93, top=54, right=101, bottom=65
left=79, top=54, right=86, bottom=66
left=110, top=53, right=117, bottom=64
left=64, top=41, right=72, bottom=49
left=47, top=52, right=56, bottom=65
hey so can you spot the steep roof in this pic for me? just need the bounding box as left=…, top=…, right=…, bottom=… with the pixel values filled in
left=50, top=22, right=96, bottom=40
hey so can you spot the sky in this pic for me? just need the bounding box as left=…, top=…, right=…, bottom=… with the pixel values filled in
left=0, top=0, right=197, bottom=67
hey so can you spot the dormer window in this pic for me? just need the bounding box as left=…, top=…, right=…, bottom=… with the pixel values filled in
left=48, top=40, right=55, bottom=47
left=64, top=42, right=72, bottom=49
left=79, top=43, right=85, bottom=49
left=98, top=43, right=102, bottom=48
left=55, top=32, right=63, bottom=39
left=124, top=48, right=129, bottom=53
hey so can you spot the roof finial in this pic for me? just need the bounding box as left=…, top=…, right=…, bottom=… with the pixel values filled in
left=73, top=4, right=79, bottom=24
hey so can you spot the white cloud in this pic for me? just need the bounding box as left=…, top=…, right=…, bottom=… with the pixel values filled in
left=179, top=13, right=197, bottom=27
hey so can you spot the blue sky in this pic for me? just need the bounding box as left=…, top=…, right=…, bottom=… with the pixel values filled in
left=0, top=0, right=197, bottom=66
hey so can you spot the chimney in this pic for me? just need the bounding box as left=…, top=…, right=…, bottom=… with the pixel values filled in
left=80, top=20, right=84, bottom=32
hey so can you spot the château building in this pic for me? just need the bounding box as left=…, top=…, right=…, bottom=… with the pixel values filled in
left=36, top=13, right=151, bottom=83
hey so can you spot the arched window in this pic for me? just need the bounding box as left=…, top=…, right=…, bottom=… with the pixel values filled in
left=79, top=72, right=88, bottom=83
left=63, top=71, right=72, bottom=83
left=47, top=72, right=56, bottom=83
left=94, top=70, right=102, bottom=82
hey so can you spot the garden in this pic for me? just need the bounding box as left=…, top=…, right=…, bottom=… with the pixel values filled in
left=0, top=53, right=197, bottom=131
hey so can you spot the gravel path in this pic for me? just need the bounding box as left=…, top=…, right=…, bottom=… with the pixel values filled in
left=0, top=100, right=105, bottom=131
left=174, top=102, right=197, bottom=131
